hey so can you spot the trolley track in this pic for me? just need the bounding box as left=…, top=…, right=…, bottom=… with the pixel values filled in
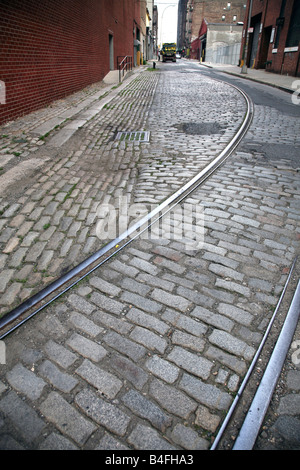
left=0, top=80, right=253, bottom=340
left=211, top=256, right=299, bottom=450
left=0, top=71, right=299, bottom=451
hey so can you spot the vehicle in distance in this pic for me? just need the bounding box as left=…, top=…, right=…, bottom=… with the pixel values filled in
left=161, top=43, right=176, bottom=62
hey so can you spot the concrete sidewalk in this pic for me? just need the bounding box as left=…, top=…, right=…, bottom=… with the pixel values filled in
left=0, top=66, right=143, bottom=155
left=197, top=61, right=297, bottom=94
left=0, top=66, right=145, bottom=197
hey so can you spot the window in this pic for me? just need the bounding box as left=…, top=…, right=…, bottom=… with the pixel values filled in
left=286, top=0, right=300, bottom=48
left=274, top=0, right=286, bottom=49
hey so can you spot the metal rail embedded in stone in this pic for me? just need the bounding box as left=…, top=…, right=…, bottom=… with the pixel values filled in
left=0, top=80, right=253, bottom=340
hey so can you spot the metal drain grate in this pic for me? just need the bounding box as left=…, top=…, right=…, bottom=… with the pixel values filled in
left=116, top=131, right=150, bottom=142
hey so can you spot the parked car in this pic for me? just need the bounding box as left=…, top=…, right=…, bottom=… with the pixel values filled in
left=176, top=53, right=181, bottom=59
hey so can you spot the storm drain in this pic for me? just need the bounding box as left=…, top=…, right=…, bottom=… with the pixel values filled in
left=115, top=131, right=150, bottom=142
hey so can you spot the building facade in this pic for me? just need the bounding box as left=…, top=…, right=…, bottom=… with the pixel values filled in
left=0, top=0, right=149, bottom=125
left=177, top=0, right=189, bottom=53
left=177, top=0, right=246, bottom=56
left=152, top=5, right=159, bottom=59
left=145, top=0, right=157, bottom=60
left=197, top=22, right=243, bottom=65
left=240, top=0, right=300, bottom=76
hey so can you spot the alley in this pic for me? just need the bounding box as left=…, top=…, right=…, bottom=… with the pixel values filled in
left=0, top=60, right=299, bottom=451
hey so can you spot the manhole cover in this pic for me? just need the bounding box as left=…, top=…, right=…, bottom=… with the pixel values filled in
left=116, top=131, right=150, bottom=142
left=175, top=122, right=225, bottom=136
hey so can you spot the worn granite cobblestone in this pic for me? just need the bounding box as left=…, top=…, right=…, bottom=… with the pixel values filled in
left=0, top=62, right=299, bottom=450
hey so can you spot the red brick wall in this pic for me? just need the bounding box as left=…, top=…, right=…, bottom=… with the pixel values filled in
left=240, top=0, right=299, bottom=76
left=190, top=0, right=246, bottom=40
left=0, top=0, right=136, bottom=124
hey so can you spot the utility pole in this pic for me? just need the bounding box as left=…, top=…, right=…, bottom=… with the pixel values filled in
left=241, top=0, right=253, bottom=74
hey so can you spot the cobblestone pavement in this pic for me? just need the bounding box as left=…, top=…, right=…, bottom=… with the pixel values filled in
left=0, top=65, right=245, bottom=314
left=0, top=61, right=299, bottom=451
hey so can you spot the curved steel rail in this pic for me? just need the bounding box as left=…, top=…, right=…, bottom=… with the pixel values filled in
left=0, top=80, right=254, bottom=340
left=233, top=275, right=300, bottom=450
left=210, top=256, right=298, bottom=450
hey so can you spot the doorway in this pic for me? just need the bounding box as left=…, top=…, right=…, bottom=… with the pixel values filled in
left=109, top=34, right=114, bottom=70
left=249, top=21, right=260, bottom=68
left=259, top=26, right=272, bottom=69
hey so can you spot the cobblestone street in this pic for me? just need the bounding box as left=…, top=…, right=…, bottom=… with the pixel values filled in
left=0, top=61, right=299, bottom=451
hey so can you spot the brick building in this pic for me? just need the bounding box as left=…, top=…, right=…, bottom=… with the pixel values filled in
left=152, top=5, right=159, bottom=58
left=0, top=0, right=145, bottom=125
left=145, top=0, right=157, bottom=60
left=240, top=0, right=300, bottom=76
left=177, top=0, right=246, bottom=55
left=177, top=0, right=189, bottom=52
